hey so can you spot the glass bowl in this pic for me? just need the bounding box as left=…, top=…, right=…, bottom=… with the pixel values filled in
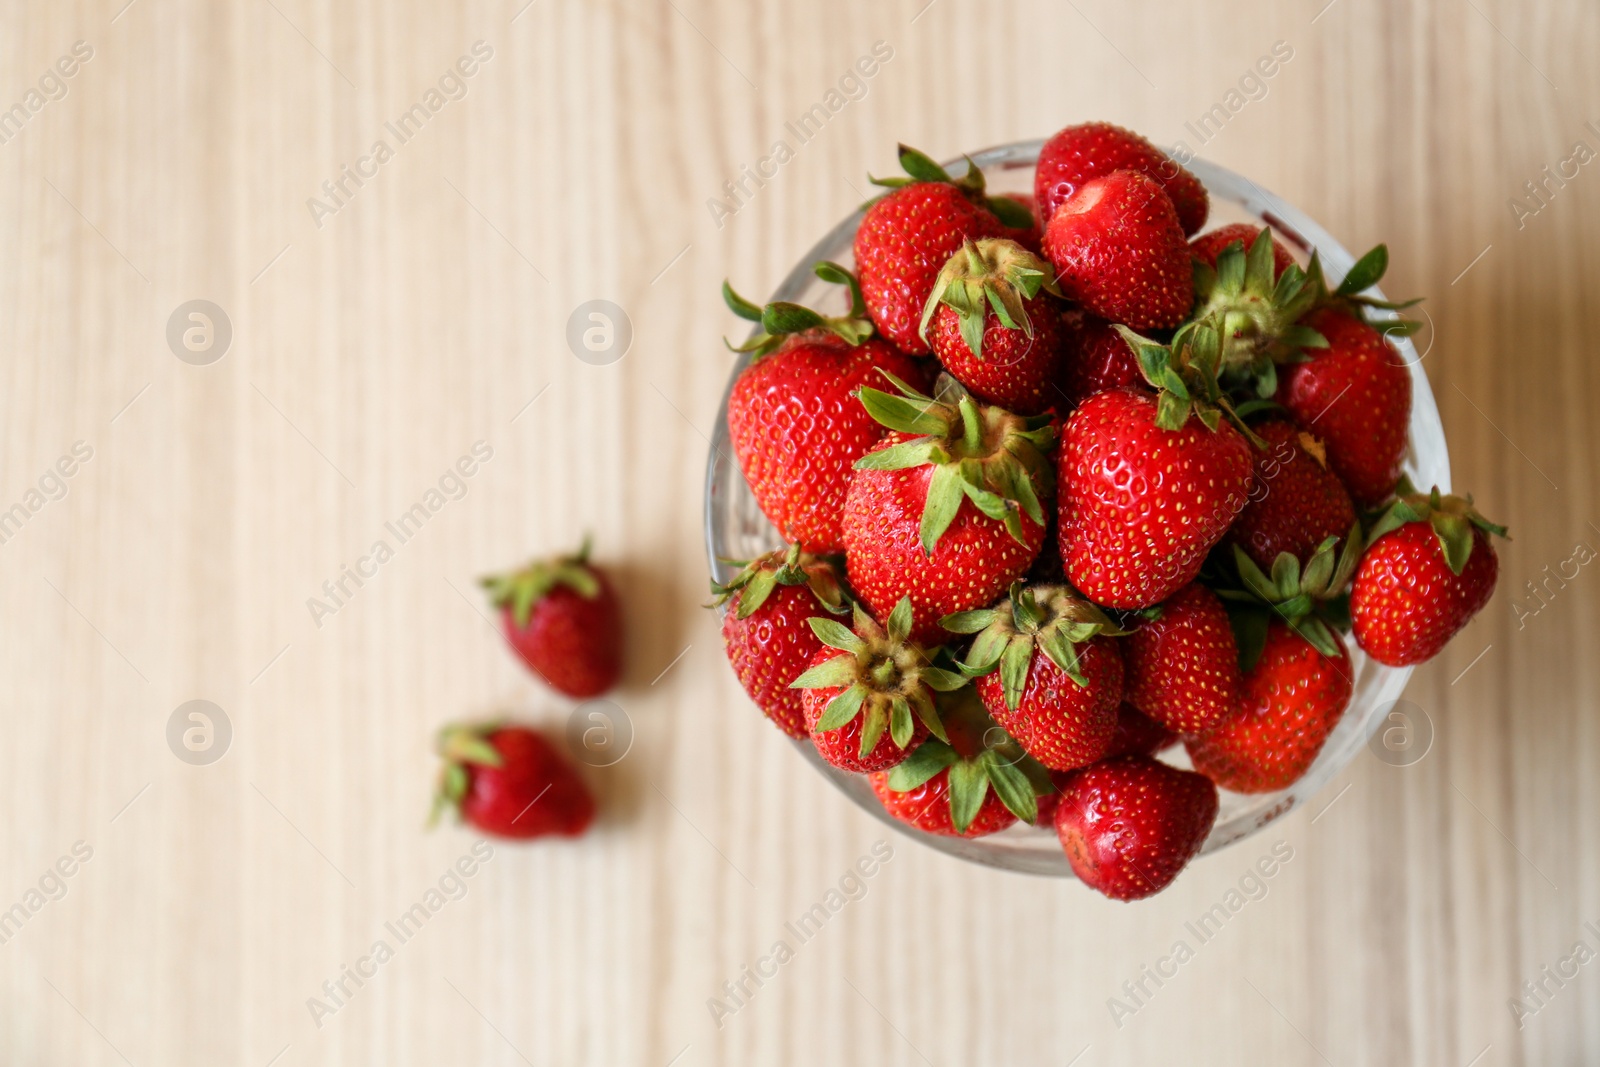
left=704, top=140, right=1450, bottom=876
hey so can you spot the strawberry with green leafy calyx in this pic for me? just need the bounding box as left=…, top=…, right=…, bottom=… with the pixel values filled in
left=879, top=738, right=1044, bottom=835
left=853, top=374, right=1055, bottom=553
left=711, top=543, right=850, bottom=738
left=790, top=597, right=966, bottom=772
left=482, top=537, right=622, bottom=698
left=1184, top=233, right=1423, bottom=397
left=945, top=583, right=1123, bottom=695
left=853, top=144, right=1027, bottom=354
left=709, top=542, right=848, bottom=620
left=864, top=143, right=1036, bottom=228
left=1185, top=228, right=1329, bottom=393
left=918, top=237, right=1064, bottom=415
left=1360, top=479, right=1508, bottom=573
left=723, top=260, right=875, bottom=358
left=430, top=721, right=596, bottom=840
left=1350, top=481, right=1508, bottom=666
left=872, top=685, right=1054, bottom=835
left=723, top=262, right=930, bottom=552
left=843, top=374, right=1055, bottom=645
left=942, top=583, right=1124, bottom=772
left=1218, top=520, right=1363, bottom=670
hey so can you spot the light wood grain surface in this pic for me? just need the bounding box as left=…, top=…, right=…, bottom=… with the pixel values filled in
left=1, top=0, right=1597, bottom=1064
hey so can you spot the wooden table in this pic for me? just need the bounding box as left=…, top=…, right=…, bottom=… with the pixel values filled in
left=2, top=0, right=1595, bottom=1063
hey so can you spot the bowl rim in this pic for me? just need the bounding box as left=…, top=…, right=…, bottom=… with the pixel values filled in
left=704, top=140, right=1449, bottom=876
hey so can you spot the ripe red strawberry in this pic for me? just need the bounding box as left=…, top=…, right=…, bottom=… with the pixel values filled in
left=1058, top=389, right=1252, bottom=609
left=1043, top=170, right=1194, bottom=331
left=1185, top=622, right=1353, bottom=793
left=870, top=765, right=1018, bottom=837
left=724, top=264, right=929, bottom=552
left=867, top=690, right=1043, bottom=836
left=1105, top=703, right=1177, bottom=759
left=482, top=539, right=622, bottom=698
left=1350, top=486, right=1506, bottom=666
left=921, top=238, right=1064, bottom=415
left=1190, top=223, right=1294, bottom=275
left=1034, top=121, right=1209, bottom=236
left=1227, top=419, right=1357, bottom=568
left=1275, top=307, right=1412, bottom=508
left=1053, top=756, right=1219, bottom=900
left=431, top=722, right=595, bottom=839
left=1124, top=582, right=1240, bottom=734
left=710, top=544, right=849, bottom=738
left=1058, top=309, right=1146, bottom=406
left=855, top=145, right=1022, bottom=353
left=790, top=598, right=965, bottom=773
left=945, top=584, right=1124, bottom=771
left=843, top=375, right=1054, bottom=646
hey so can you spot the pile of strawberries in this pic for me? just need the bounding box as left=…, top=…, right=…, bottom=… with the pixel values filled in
left=714, top=122, right=1507, bottom=901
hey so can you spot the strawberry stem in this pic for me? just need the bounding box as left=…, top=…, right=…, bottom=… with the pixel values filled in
left=958, top=396, right=984, bottom=455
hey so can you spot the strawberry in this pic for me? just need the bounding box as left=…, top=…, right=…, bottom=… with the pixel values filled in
left=1185, top=621, right=1353, bottom=793
left=1057, top=388, right=1252, bottom=609
left=1123, top=582, right=1240, bottom=734
left=1275, top=307, right=1412, bottom=508
left=1105, top=703, right=1177, bottom=759
left=944, top=584, right=1124, bottom=771
left=1182, top=227, right=1327, bottom=388
left=789, top=597, right=965, bottom=773
left=843, top=375, right=1054, bottom=646
left=854, top=145, right=1024, bottom=353
left=724, top=264, right=929, bottom=552
left=1043, top=170, right=1194, bottom=331
left=1053, top=756, right=1219, bottom=900
left=482, top=539, right=622, bottom=698
left=1226, top=419, right=1357, bottom=568
left=1350, top=485, right=1506, bottom=666
left=868, top=689, right=1044, bottom=836
left=871, top=765, right=1018, bottom=837
left=1190, top=223, right=1294, bottom=276
left=920, top=238, right=1064, bottom=415
left=431, top=722, right=595, bottom=839
left=1034, top=121, right=1209, bottom=236
left=710, top=544, right=850, bottom=738
left=1058, top=309, right=1146, bottom=406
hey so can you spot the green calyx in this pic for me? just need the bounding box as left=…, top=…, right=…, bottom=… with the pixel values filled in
left=941, top=582, right=1123, bottom=710
left=723, top=261, right=874, bottom=360
left=428, top=720, right=506, bottom=828
left=865, top=143, right=1034, bottom=228
left=1186, top=235, right=1423, bottom=399
left=1188, top=229, right=1328, bottom=387
left=853, top=373, right=1055, bottom=555
left=885, top=730, right=1048, bottom=832
left=917, top=237, right=1061, bottom=357
left=709, top=542, right=849, bottom=620
left=788, top=597, right=965, bottom=759
left=1114, top=321, right=1264, bottom=443
left=1218, top=522, right=1363, bottom=665
left=1318, top=243, right=1425, bottom=338
left=481, top=537, right=601, bottom=627
left=1366, top=479, right=1509, bottom=576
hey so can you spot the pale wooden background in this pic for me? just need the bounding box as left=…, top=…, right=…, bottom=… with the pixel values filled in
left=1, top=0, right=1596, bottom=1063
